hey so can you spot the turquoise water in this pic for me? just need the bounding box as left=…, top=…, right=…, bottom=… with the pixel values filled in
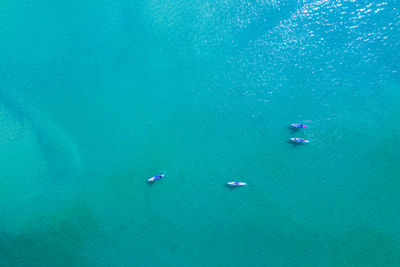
left=0, top=0, right=400, bottom=266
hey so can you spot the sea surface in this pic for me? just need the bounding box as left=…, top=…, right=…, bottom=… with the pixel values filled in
left=0, top=0, right=399, bottom=266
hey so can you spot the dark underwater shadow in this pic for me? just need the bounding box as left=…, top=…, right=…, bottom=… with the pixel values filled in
left=225, top=184, right=244, bottom=190
left=286, top=126, right=300, bottom=134
left=0, top=202, right=99, bottom=266
left=147, top=181, right=156, bottom=186
left=0, top=77, right=82, bottom=181
left=286, top=140, right=310, bottom=149
left=286, top=140, right=298, bottom=148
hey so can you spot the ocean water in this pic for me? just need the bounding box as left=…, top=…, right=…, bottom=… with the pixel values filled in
left=0, top=0, right=399, bottom=266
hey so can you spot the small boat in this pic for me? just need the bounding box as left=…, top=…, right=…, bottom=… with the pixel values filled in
left=291, top=123, right=307, bottom=129
left=227, top=181, right=247, bottom=186
left=148, top=174, right=165, bottom=182
left=290, top=138, right=309, bottom=143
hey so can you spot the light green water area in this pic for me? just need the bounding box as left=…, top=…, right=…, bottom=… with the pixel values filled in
left=0, top=0, right=399, bottom=266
